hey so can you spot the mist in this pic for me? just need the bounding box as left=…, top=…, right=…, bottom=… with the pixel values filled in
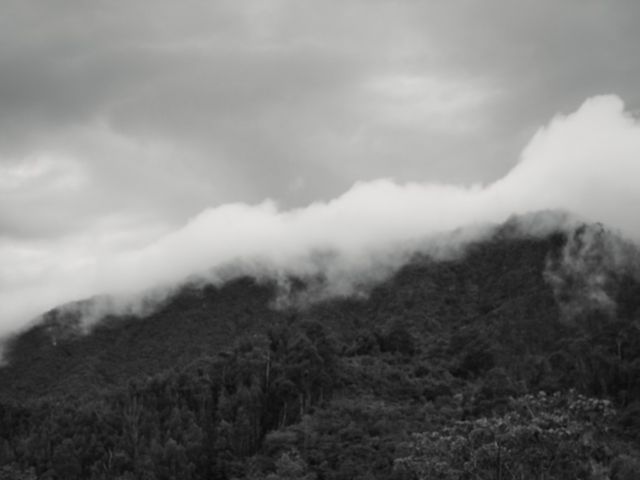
left=2, top=94, right=640, bottom=336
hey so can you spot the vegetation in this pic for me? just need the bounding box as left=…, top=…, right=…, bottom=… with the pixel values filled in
left=0, top=225, right=639, bottom=479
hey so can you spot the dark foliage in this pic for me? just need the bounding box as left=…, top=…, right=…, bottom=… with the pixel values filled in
left=1, top=226, right=639, bottom=479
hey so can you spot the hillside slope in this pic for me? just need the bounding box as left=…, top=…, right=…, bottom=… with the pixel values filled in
left=0, top=230, right=564, bottom=401
left=1, top=223, right=640, bottom=479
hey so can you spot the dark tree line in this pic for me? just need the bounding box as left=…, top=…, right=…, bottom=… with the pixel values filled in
left=1, top=229, right=640, bottom=479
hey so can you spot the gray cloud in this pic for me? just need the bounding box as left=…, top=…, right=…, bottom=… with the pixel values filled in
left=2, top=95, right=640, bottom=336
left=6, top=0, right=639, bottom=240
left=2, top=2, right=640, bottom=332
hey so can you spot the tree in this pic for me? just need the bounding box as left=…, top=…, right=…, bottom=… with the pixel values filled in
left=394, top=391, right=617, bottom=480
left=265, top=450, right=316, bottom=480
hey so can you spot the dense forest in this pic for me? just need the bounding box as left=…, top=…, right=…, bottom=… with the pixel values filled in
left=1, top=223, right=640, bottom=479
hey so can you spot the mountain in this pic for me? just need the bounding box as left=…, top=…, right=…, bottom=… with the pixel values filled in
left=1, top=221, right=640, bottom=479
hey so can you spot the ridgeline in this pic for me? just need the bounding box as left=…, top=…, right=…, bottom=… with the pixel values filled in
left=1, top=223, right=639, bottom=479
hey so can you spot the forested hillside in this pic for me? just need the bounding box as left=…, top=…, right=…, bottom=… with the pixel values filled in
left=1, top=224, right=640, bottom=479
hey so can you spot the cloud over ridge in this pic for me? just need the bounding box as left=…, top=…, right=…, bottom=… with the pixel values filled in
left=1, top=95, right=640, bottom=335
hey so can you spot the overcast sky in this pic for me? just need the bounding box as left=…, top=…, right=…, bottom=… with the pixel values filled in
left=2, top=0, right=640, bottom=333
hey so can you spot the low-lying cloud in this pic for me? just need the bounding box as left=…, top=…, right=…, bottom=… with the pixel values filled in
left=1, top=94, right=640, bottom=336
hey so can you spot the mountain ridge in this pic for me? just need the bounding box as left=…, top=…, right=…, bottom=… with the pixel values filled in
left=0, top=220, right=608, bottom=402
left=1, top=219, right=640, bottom=479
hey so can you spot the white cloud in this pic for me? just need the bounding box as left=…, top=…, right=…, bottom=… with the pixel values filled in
left=1, top=95, right=639, bottom=337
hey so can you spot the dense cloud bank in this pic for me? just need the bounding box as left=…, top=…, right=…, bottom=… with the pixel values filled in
left=1, top=95, right=640, bottom=336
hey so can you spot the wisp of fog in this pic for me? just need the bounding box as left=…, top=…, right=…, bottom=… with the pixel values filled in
left=1, top=94, right=640, bottom=337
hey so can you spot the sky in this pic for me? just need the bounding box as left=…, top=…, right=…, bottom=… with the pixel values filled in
left=2, top=0, right=640, bottom=334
